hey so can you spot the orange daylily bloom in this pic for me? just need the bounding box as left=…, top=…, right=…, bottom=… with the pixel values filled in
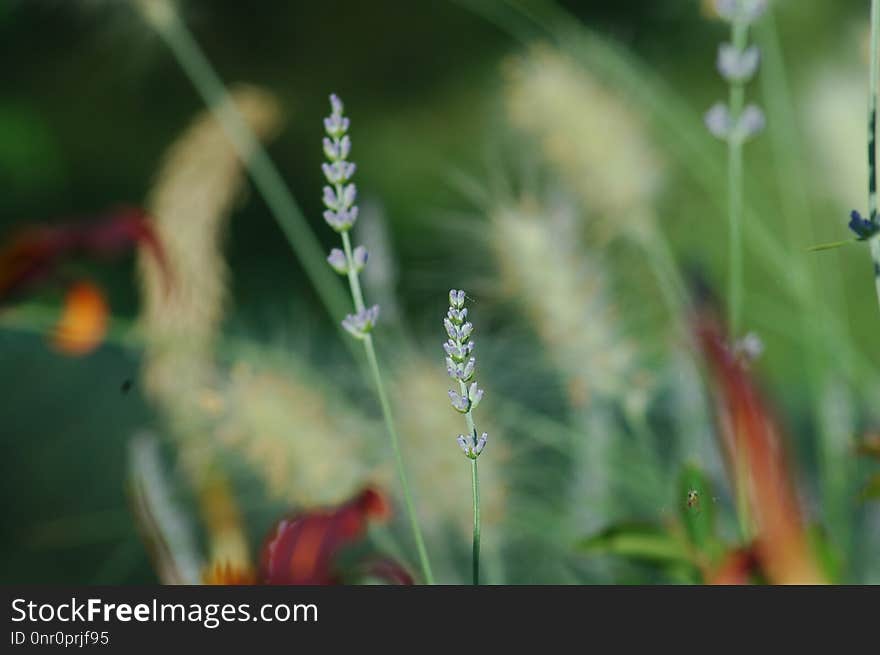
left=51, top=281, right=109, bottom=356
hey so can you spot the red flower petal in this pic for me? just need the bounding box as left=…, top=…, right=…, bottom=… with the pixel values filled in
left=259, top=487, right=396, bottom=585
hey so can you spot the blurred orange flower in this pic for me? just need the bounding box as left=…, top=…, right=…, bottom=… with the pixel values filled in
left=50, top=281, right=108, bottom=356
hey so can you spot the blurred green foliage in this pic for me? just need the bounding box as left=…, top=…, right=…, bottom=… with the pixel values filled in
left=2, top=0, right=880, bottom=584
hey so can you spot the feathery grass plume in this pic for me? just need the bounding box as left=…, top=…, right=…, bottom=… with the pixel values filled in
left=214, top=361, right=383, bottom=507
left=137, top=87, right=384, bottom=510
left=491, top=196, right=641, bottom=409
left=501, top=45, right=691, bottom=341
left=320, top=94, right=434, bottom=583
left=491, top=194, right=647, bottom=531
left=138, top=85, right=282, bottom=433
left=444, top=289, right=489, bottom=584
left=703, top=0, right=767, bottom=334
left=503, top=45, right=664, bottom=244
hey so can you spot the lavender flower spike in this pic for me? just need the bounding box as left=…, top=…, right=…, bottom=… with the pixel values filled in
left=443, top=289, right=487, bottom=459
left=319, top=95, right=434, bottom=583
left=321, top=94, right=379, bottom=335
left=322, top=95, right=359, bottom=234
left=443, top=289, right=490, bottom=583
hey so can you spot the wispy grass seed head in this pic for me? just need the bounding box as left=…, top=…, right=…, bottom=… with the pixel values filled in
left=491, top=196, right=643, bottom=410
left=503, top=46, right=664, bottom=242
left=139, top=85, right=282, bottom=428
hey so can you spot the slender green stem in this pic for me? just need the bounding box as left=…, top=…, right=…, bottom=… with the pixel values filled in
left=339, top=230, right=433, bottom=584
left=341, top=231, right=367, bottom=311
left=869, top=0, right=880, bottom=311
left=457, top=378, right=481, bottom=585
left=727, top=19, right=748, bottom=335
left=362, top=335, right=435, bottom=584
left=723, top=16, right=757, bottom=540
left=471, top=458, right=481, bottom=586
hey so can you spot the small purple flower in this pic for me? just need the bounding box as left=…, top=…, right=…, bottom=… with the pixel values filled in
left=737, top=105, right=765, bottom=141
left=323, top=206, right=359, bottom=232
left=717, top=43, right=760, bottom=82
left=467, top=382, right=483, bottom=409
left=734, top=331, right=764, bottom=362
left=443, top=339, right=474, bottom=362
left=342, top=304, right=379, bottom=339
left=324, top=94, right=350, bottom=139
left=327, top=248, right=348, bottom=274
left=352, top=245, right=368, bottom=271
left=456, top=432, right=488, bottom=459
left=446, top=357, right=476, bottom=382
left=322, top=161, right=357, bottom=185
left=447, top=307, right=468, bottom=324
left=705, top=103, right=732, bottom=140
left=449, top=389, right=470, bottom=413
left=705, top=102, right=765, bottom=142
left=458, top=322, right=474, bottom=341
left=849, top=210, right=878, bottom=240
left=449, top=289, right=466, bottom=309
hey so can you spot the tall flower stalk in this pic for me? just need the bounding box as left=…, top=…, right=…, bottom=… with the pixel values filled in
left=848, top=0, right=880, bottom=311
left=704, top=0, right=768, bottom=334
left=870, top=1, right=880, bottom=307
left=443, top=289, right=487, bottom=585
left=321, top=95, right=434, bottom=584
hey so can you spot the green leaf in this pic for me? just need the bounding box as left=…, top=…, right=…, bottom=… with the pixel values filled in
left=576, top=523, right=691, bottom=565
left=806, top=524, right=842, bottom=584
left=806, top=239, right=859, bottom=252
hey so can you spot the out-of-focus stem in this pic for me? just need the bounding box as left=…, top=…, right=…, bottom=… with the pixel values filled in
left=134, top=1, right=349, bottom=322
left=727, top=19, right=748, bottom=335
left=362, top=334, right=435, bottom=585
